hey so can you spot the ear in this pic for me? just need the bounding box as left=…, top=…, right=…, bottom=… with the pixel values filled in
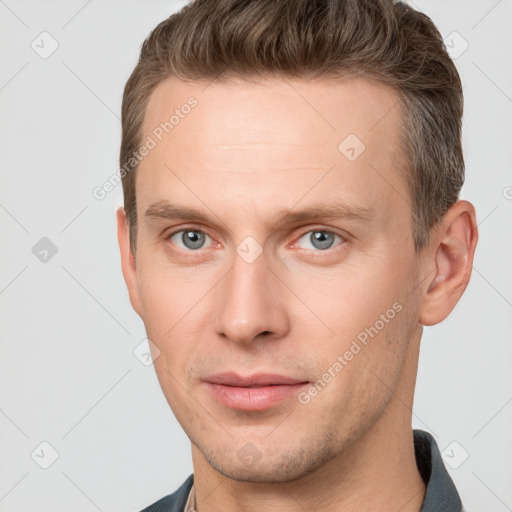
left=418, top=200, right=478, bottom=326
left=116, top=206, right=143, bottom=318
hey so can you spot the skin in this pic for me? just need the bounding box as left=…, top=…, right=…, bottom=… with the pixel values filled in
left=117, top=75, right=478, bottom=511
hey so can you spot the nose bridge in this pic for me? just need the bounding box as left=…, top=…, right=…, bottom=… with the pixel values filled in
left=213, top=248, right=289, bottom=345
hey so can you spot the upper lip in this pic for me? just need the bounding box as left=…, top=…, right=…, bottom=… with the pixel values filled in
left=204, top=372, right=309, bottom=387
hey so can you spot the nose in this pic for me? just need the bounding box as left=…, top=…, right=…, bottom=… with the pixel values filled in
left=212, top=248, right=290, bottom=347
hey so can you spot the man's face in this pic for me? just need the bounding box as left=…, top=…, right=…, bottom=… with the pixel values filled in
left=120, top=76, right=428, bottom=481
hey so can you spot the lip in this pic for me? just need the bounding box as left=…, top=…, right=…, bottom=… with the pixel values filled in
left=203, top=372, right=310, bottom=411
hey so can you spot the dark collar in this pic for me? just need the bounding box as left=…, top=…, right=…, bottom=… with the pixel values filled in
left=414, top=429, right=463, bottom=511
left=139, top=473, right=193, bottom=512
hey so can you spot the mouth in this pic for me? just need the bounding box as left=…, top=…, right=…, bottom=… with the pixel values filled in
left=203, top=372, right=310, bottom=411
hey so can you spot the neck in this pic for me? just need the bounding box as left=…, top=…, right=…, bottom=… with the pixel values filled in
left=191, top=332, right=425, bottom=511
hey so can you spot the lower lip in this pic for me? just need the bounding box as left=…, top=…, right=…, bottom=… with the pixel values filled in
left=205, top=382, right=310, bottom=411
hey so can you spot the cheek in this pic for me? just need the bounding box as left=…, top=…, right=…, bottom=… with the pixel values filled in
left=135, top=270, right=191, bottom=382
left=292, top=258, right=413, bottom=398
left=136, top=251, right=209, bottom=328
left=286, top=257, right=401, bottom=335
left=300, top=304, right=411, bottom=442
left=135, top=258, right=217, bottom=374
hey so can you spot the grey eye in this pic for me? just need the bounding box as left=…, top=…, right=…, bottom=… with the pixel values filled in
left=170, top=230, right=210, bottom=250
left=297, top=230, right=341, bottom=251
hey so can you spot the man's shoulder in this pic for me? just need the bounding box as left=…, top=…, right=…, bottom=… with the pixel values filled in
left=139, top=474, right=194, bottom=512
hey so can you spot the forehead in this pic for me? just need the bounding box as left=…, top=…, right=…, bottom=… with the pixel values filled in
left=142, top=74, right=403, bottom=150
left=137, top=75, right=409, bottom=230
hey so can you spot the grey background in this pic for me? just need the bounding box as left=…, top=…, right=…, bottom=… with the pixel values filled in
left=0, top=1, right=511, bottom=511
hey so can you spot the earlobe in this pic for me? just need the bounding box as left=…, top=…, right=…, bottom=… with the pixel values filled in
left=116, top=206, right=143, bottom=318
left=418, top=200, right=478, bottom=326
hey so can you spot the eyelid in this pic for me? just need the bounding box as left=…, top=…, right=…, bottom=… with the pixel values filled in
left=167, top=226, right=204, bottom=235
left=165, top=224, right=209, bottom=239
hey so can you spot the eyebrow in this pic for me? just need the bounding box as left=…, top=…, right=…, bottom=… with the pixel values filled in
left=144, top=200, right=375, bottom=229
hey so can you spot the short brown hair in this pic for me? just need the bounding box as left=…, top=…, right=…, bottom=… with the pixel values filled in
left=120, top=0, right=464, bottom=256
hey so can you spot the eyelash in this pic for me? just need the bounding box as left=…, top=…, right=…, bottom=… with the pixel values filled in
left=165, top=226, right=346, bottom=254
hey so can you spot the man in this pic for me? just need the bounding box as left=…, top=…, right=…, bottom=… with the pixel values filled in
left=117, top=0, right=477, bottom=510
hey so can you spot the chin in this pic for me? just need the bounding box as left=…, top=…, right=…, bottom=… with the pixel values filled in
left=201, top=441, right=338, bottom=483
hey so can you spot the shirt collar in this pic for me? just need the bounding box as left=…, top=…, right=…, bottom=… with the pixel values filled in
left=414, top=429, right=463, bottom=511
